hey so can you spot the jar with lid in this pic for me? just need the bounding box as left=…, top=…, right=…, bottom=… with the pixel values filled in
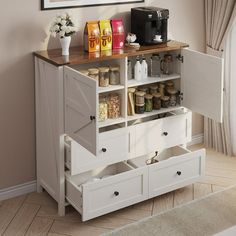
left=161, top=96, right=170, bottom=108
left=135, top=91, right=145, bottom=104
left=98, top=67, right=109, bottom=87
left=88, top=68, right=99, bottom=81
left=153, top=93, right=162, bottom=110
left=149, top=85, right=158, bottom=95
left=167, top=88, right=178, bottom=106
left=99, top=97, right=108, bottom=121
left=109, top=66, right=120, bottom=85
left=159, top=83, right=165, bottom=97
left=138, top=86, right=149, bottom=94
left=161, top=53, right=173, bottom=75
left=145, top=94, right=153, bottom=112
left=107, top=93, right=120, bottom=119
left=135, top=103, right=145, bottom=114
left=150, top=53, right=161, bottom=77
left=165, top=81, right=175, bottom=94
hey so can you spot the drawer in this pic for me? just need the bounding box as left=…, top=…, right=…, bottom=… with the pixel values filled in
left=65, top=128, right=129, bottom=175
left=134, top=112, right=191, bottom=157
left=128, top=146, right=205, bottom=198
left=66, top=162, right=148, bottom=221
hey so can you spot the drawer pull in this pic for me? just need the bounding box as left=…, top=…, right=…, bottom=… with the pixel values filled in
left=163, top=132, right=168, bottom=136
left=102, top=148, right=107, bottom=153
left=114, top=191, right=119, bottom=196
left=90, top=116, right=96, bottom=121
left=177, top=171, right=182, bottom=176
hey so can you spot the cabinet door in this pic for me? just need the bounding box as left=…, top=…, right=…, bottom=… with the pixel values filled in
left=64, top=66, right=98, bottom=155
left=181, top=48, right=224, bottom=123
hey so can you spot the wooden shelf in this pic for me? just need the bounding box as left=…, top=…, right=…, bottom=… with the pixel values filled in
left=127, top=73, right=181, bottom=87
left=127, top=106, right=183, bottom=122
left=34, top=41, right=188, bottom=67
left=98, top=85, right=125, bottom=93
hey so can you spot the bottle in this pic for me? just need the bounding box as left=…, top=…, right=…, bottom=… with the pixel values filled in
left=134, top=56, right=142, bottom=81
left=141, top=56, right=148, bottom=80
left=127, top=60, right=132, bottom=80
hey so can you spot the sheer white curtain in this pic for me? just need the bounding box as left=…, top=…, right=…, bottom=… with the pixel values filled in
left=229, top=21, right=236, bottom=154
left=204, top=0, right=236, bottom=156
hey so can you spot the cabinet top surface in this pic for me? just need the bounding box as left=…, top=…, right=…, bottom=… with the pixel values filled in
left=34, top=41, right=188, bottom=67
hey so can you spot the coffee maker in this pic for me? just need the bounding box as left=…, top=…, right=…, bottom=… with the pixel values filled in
left=131, top=7, right=169, bottom=45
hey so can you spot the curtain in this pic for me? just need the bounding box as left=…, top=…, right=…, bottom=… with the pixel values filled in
left=204, top=0, right=236, bottom=156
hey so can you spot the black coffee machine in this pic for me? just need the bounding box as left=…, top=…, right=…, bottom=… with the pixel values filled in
left=131, top=7, right=169, bottom=45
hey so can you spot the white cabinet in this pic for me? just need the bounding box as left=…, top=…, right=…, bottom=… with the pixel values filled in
left=35, top=41, right=223, bottom=220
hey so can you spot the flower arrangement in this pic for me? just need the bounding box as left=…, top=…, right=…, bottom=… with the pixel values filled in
left=50, top=13, right=77, bottom=38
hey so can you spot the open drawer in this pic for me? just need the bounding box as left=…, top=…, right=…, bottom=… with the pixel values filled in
left=128, top=146, right=205, bottom=198
left=66, top=162, right=148, bottom=221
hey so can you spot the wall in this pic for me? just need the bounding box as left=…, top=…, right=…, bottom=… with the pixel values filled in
left=0, top=0, right=205, bottom=189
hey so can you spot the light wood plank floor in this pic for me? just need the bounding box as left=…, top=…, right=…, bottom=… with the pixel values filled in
left=1, top=144, right=236, bottom=236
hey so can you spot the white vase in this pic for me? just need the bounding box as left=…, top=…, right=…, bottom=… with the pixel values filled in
left=60, top=36, right=71, bottom=56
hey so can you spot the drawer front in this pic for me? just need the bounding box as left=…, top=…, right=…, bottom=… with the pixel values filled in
left=149, top=148, right=205, bottom=198
left=82, top=167, right=148, bottom=221
left=98, top=128, right=129, bottom=161
left=67, top=128, right=129, bottom=175
left=135, top=113, right=190, bottom=157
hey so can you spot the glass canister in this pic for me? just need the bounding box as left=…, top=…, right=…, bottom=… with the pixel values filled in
left=161, top=96, right=170, bottom=108
left=109, top=66, right=120, bottom=85
left=145, top=94, right=153, bottom=112
left=99, top=97, right=108, bottom=121
left=159, top=83, right=165, bottom=97
left=149, top=85, right=158, bottom=95
left=150, top=53, right=161, bottom=77
left=161, top=53, right=173, bottom=75
left=135, top=103, right=145, bottom=114
left=138, top=86, right=149, bottom=94
left=127, top=60, right=132, bottom=80
left=167, top=88, right=178, bottom=106
left=135, top=91, right=146, bottom=104
left=165, top=81, right=175, bottom=94
left=88, top=68, right=99, bottom=81
left=98, top=67, right=110, bottom=87
left=107, top=93, right=120, bottom=119
left=153, top=93, right=162, bottom=110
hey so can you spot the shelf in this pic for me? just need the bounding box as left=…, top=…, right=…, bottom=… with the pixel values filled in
left=127, top=73, right=181, bottom=88
left=127, top=105, right=183, bottom=122
left=98, top=117, right=126, bottom=128
left=98, top=85, right=125, bottom=93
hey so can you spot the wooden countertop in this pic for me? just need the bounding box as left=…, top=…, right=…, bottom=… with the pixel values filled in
left=34, top=41, right=188, bottom=67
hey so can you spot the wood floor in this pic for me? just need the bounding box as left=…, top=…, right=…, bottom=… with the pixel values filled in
left=1, top=144, right=236, bottom=236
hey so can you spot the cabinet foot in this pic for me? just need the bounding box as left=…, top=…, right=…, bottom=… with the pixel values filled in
left=37, top=183, right=43, bottom=193
left=58, top=203, right=66, bottom=216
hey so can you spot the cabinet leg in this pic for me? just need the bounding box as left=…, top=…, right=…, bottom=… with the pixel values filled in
left=58, top=202, right=66, bottom=216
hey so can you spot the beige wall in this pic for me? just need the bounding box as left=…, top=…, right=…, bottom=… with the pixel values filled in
left=0, top=0, right=204, bottom=189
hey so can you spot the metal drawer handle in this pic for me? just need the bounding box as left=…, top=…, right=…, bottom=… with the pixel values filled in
left=102, top=148, right=107, bottom=153
left=177, top=171, right=182, bottom=176
left=114, top=191, right=119, bottom=196
left=163, top=132, right=168, bottom=136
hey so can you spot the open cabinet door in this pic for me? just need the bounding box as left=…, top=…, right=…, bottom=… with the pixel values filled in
left=64, top=66, right=98, bottom=156
left=181, top=48, right=224, bottom=123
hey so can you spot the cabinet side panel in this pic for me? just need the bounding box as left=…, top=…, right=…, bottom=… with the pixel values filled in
left=35, top=58, right=64, bottom=204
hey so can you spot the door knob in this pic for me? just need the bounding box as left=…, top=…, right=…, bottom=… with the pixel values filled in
left=163, top=132, right=168, bottom=136
left=102, top=148, right=107, bottom=153
left=90, top=116, right=96, bottom=121
left=177, top=171, right=182, bottom=176
left=114, top=191, right=119, bottom=196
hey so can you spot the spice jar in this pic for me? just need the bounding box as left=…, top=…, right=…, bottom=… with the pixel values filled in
left=159, top=83, right=165, bottom=97
left=135, top=91, right=146, bottom=104
left=145, top=94, right=153, bottom=112
left=135, top=103, right=145, bottom=114
left=107, top=93, right=120, bottom=119
left=99, top=67, right=109, bottom=87
left=88, top=68, right=99, bottom=81
left=167, top=88, right=178, bottom=106
left=153, top=93, right=162, bottom=110
left=165, top=81, right=175, bottom=95
left=161, top=96, right=170, bottom=108
left=99, top=97, right=108, bottom=121
left=138, top=86, right=149, bottom=94
left=149, top=85, right=158, bottom=95
left=79, top=70, right=89, bottom=76
left=161, top=53, right=173, bottom=75
left=109, top=66, right=120, bottom=85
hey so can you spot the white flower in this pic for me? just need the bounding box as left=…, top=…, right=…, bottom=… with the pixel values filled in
left=65, top=26, right=71, bottom=34
left=61, top=13, right=67, bottom=19
left=61, top=20, right=66, bottom=26
left=61, top=25, right=67, bottom=32
left=51, top=32, right=57, bottom=38
left=54, top=25, right=60, bottom=31
left=59, top=31, right=65, bottom=37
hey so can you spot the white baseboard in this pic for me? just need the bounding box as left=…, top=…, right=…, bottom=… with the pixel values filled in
left=188, top=133, right=204, bottom=146
left=0, top=181, right=36, bottom=201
